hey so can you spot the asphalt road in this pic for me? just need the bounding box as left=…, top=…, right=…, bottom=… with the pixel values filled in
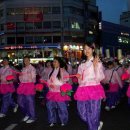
left=0, top=96, right=130, bottom=130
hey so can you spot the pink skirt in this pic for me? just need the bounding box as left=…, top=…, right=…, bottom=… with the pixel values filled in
left=126, top=85, right=130, bottom=97
left=17, top=83, right=35, bottom=95
left=74, top=84, right=105, bottom=101
left=108, top=83, right=119, bottom=92
left=0, top=84, right=15, bottom=94
left=46, top=91, right=71, bottom=102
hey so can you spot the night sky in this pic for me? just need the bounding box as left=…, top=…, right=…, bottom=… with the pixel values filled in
left=96, top=0, right=128, bottom=24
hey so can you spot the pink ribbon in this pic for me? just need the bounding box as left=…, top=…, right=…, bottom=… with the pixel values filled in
left=64, top=74, right=81, bottom=79
left=10, top=69, right=25, bottom=75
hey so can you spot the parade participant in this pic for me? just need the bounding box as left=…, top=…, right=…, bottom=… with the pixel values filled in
left=46, top=57, right=70, bottom=127
left=17, top=56, right=36, bottom=123
left=114, top=59, right=124, bottom=102
left=41, top=60, right=52, bottom=81
left=103, top=61, right=123, bottom=111
left=39, top=61, right=52, bottom=99
left=114, top=59, right=123, bottom=77
left=126, top=65, right=130, bottom=105
left=36, top=62, right=44, bottom=82
left=74, top=43, right=105, bottom=130
left=0, top=57, right=18, bottom=118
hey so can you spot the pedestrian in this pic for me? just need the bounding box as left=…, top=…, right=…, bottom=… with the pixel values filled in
left=0, top=57, right=18, bottom=118
left=17, top=56, right=36, bottom=123
left=74, top=42, right=105, bottom=130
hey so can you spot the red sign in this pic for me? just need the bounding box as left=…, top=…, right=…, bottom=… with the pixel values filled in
left=24, top=10, right=43, bottom=22
left=6, top=22, right=16, bottom=30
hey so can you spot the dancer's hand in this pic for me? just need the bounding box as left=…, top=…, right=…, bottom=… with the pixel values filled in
left=93, top=56, right=100, bottom=69
left=49, top=84, right=55, bottom=88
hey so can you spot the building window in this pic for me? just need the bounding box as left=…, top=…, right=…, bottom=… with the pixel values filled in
left=16, top=37, right=24, bottom=44
left=16, top=22, right=25, bottom=30
left=0, top=9, right=4, bottom=18
left=43, top=7, right=51, bottom=14
left=34, top=36, right=43, bottom=44
left=53, top=36, right=61, bottom=43
left=44, top=36, right=52, bottom=43
left=64, top=21, right=68, bottom=29
left=25, top=36, right=33, bottom=44
left=52, top=7, right=61, bottom=14
left=71, top=21, right=81, bottom=30
left=124, top=20, right=128, bottom=22
left=64, top=36, right=71, bottom=42
left=7, top=8, right=15, bottom=16
left=0, top=24, right=4, bottom=31
left=7, top=37, right=15, bottom=44
left=52, top=21, right=61, bottom=29
left=34, top=22, right=42, bottom=29
left=43, top=21, right=51, bottom=29
left=70, top=7, right=84, bottom=16
left=25, top=22, right=33, bottom=30
left=118, top=36, right=129, bottom=44
left=0, top=38, right=5, bottom=45
left=15, top=8, right=24, bottom=15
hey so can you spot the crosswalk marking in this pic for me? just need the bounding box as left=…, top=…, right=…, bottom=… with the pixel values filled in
left=4, top=124, right=18, bottom=130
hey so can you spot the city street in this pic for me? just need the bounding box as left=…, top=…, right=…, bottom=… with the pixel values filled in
left=0, top=0, right=130, bottom=130
left=0, top=97, right=130, bottom=130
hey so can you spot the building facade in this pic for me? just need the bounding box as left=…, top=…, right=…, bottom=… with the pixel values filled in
left=120, top=0, right=130, bottom=28
left=0, top=0, right=99, bottom=62
left=120, top=11, right=130, bottom=27
left=128, top=0, right=130, bottom=11
left=100, top=21, right=130, bottom=58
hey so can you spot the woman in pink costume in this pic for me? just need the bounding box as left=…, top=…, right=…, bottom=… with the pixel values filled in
left=46, top=57, right=70, bottom=127
left=74, top=43, right=105, bottom=130
left=0, top=57, right=18, bottom=118
left=17, top=56, right=36, bottom=124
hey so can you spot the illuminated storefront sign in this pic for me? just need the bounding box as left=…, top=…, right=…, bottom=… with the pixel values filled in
left=1, top=44, right=60, bottom=50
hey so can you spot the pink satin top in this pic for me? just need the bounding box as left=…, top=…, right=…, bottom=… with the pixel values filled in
left=78, top=57, right=105, bottom=87
left=47, top=68, right=69, bottom=92
left=19, top=64, right=36, bottom=83
left=0, top=65, right=14, bottom=84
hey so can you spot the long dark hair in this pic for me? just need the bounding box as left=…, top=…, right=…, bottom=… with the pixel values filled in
left=81, top=42, right=96, bottom=62
left=49, top=57, right=67, bottom=80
